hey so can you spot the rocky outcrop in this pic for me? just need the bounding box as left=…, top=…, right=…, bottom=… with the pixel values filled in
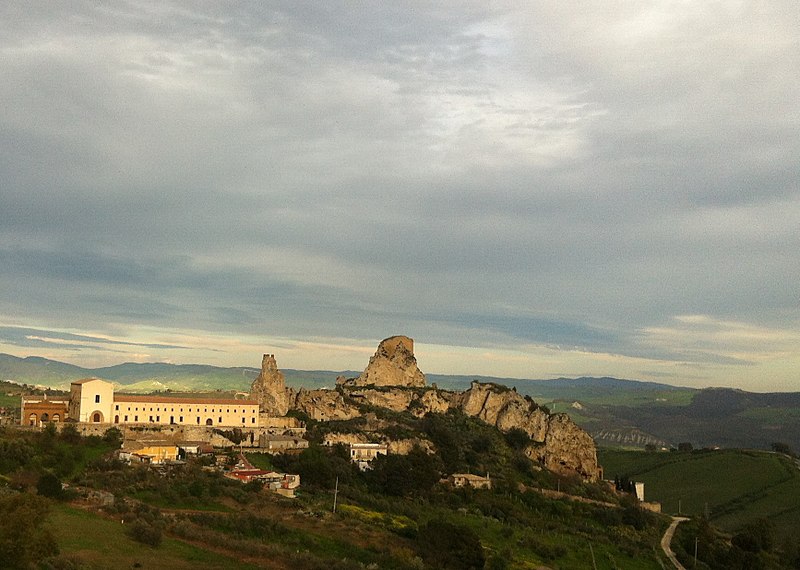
left=526, top=414, right=601, bottom=481
left=250, top=354, right=292, bottom=416
left=343, top=336, right=426, bottom=387
left=455, top=382, right=549, bottom=441
left=411, top=389, right=453, bottom=417
left=273, top=335, right=601, bottom=482
left=454, top=381, right=600, bottom=480
left=349, top=388, right=416, bottom=412
left=292, top=388, right=360, bottom=421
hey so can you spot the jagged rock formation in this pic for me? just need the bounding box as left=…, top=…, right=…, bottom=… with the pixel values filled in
left=292, top=388, right=360, bottom=421
left=526, top=414, right=601, bottom=480
left=272, top=335, right=601, bottom=481
left=349, top=388, right=416, bottom=412
left=343, top=335, right=426, bottom=387
left=455, top=382, right=549, bottom=441
left=249, top=354, right=292, bottom=416
left=412, top=389, right=452, bottom=417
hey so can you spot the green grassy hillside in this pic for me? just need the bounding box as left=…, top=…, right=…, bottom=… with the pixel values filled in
left=598, top=448, right=800, bottom=542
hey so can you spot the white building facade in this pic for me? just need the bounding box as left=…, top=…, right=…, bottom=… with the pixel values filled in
left=69, top=378, right=260, bottom=427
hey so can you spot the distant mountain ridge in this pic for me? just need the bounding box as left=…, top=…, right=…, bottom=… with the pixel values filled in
left=4, top=352, right=800, bottom=451
left=1, top=352, right=685, bottom=393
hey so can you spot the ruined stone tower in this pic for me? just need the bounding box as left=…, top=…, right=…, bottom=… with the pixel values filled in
left=249, top=353, right=291, bottom=416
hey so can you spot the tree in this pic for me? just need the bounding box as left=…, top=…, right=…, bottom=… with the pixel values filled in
left=771, top=442, right=792, bottom=456
left=416, top=519, right=485, bottom=570
left=36, top=471, right=63, bottom=500
left=504, top=428, right=531, bottom=451
left=366, top=446, right=442, bottom=497
left=732, top=519, right=774, bottom=553
left=0, top=493, right=59, bottom=567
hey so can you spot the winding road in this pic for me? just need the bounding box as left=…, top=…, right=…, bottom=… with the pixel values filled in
left=661, top=516, right=690, bottom=569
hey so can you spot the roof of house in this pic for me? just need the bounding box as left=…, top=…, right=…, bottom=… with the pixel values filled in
left=451, top=473, right=491, bottom=481
left=71, top=378, right=107, bottom=385
left=114, top=395, right=259, bottom=406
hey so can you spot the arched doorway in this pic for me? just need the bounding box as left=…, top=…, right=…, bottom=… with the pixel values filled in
left=205, top=418, right=213, bottom=426
left=41, top=413, right=49, bottom=422
left=92, top=411, right=103, bottom=423
left=114, top=415, right=119, bottom=424
left=29, top=413, right=37, bottom=426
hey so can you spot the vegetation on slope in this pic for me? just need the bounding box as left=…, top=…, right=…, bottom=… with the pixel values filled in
left=598, top=447, right=800, bottom=569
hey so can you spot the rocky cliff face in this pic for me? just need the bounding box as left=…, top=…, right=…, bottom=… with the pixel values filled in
left=454, top=382, right=549, bottom=441
left=343, top=335, right=426, bottom=388
left=292, top=388, right=360, bottom=421
left=249, top=354, right=292, bottom=416
left=526, top=414, right=601, bottom=481
left=264, top=335, right=601, bottom=482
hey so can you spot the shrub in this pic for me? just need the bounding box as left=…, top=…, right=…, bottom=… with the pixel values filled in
left=416, top=519, right=485, bottom=570
left=126, top=519, right=162, bottom=547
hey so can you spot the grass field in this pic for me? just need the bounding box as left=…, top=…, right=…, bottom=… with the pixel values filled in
left=47, top=504, right=258, bottom=569
left=598, top=448, right=800, bottom=541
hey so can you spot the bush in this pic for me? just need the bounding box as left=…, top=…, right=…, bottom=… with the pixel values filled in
left=37, top=471, right=63, bottom=499
left=416, top=519, right=485, bottom=570
left=127, top=519, right=162, bottom=547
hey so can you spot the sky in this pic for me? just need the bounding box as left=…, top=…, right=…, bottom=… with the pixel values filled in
left=1, top=2, right=798, bottom=391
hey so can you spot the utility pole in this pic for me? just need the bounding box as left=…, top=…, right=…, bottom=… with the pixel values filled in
left=678, top=499, right=682, bottom=515
left=694, top=536, right=698, bottom=568
left=332, top=476, right=339, bottom=513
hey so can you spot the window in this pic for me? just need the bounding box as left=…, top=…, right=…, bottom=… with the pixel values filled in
left=156, top=416, right=160, bottom=422
left=242, top=417, right=245, bottom=423
left=218, top=417, right=222, bottom=423
left=115, top=404, right=119, bottom=410
left=134, top=415, right=138, bottom=422
left=149, top=416, right=153, bottom=422
left=95, top=395, right=100, bottom=403
left=179, top=416, right=183, bottom=422
left=124, top=415, right=128, bottom=422
left=196, top=417, right=200, bottom=424
left=251, top=417, right=256, bottom=424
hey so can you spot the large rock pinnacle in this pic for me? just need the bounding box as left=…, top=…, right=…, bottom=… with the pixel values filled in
left=249, top=353, right=291, bottom=416
left=345, top=335, right=427, bottom=387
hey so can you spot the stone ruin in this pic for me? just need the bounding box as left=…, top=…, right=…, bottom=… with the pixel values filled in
left=249, top=353, right=291, bottom=416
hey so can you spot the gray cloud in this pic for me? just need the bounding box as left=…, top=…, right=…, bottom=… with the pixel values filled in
left=1, top=2, right=798, bottom=388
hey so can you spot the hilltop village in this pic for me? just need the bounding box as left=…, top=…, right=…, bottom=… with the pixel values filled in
left=20, top=335, right=601, bottom=483
left=14, top=337, right=796, bottom=569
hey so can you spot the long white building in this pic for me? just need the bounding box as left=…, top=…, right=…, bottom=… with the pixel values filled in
left=67, top=378, right=260, bottom=427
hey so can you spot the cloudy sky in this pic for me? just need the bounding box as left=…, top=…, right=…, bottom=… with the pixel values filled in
left=1, top=2, right=798, bottom=391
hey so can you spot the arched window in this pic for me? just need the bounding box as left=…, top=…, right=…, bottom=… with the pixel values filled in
left=52, top=414, right=60, bottom=422
left=41, top=413, right=49, bottom=422
left=205, top=418, right=213, bottom=426
left=29, top=413, right=37, bottom=426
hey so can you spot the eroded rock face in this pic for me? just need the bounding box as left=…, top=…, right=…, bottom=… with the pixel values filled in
left=292, top=388, right=360, bottom=421
left=455, top=382, right=549, bottom=441
left=526, top=414, right=601, bottom=481
left=344, top=335, right=426, bottom=387
left=349, top=388, right=416, bottom=412
left=412, top=389, right=453, bottom=417
left=250, top=354, right=292, bottom=416
left=268, top=335, right=601, bottom=482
